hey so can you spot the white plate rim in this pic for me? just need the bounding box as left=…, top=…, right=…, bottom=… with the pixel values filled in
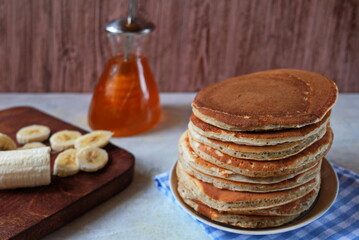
left=169, top=158, right=339, bottom=235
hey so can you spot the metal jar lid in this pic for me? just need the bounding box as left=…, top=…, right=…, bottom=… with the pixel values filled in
left=105, top=17, right=155, bottom=35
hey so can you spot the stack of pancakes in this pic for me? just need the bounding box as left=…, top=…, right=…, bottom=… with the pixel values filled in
left=176, top=69, right=338, bottom=228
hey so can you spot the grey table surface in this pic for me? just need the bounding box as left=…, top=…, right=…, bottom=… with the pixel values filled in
left=0, top=93, right=358, bottom=240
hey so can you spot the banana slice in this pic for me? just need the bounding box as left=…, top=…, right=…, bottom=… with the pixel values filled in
left=74, top=130, right=113, bottom=149
left=76, top=146, right=109, bottom=172
left=16, top=125, right=51, bottom=144
left=19, top=142, right=47, bottom=150
left=53, top=149, right=79, bottom=177
left=50, top=130, right=82, bottom=151
left=0, top=133, right=17, bottom=150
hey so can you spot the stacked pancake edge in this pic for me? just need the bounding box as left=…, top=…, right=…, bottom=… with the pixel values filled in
left=176, top=69, right=338, bottom=229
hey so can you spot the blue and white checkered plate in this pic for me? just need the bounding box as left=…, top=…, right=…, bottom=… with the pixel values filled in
left=169, top=158, right=339, bottom=235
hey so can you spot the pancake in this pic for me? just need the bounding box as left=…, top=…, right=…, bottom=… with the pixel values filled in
left=189, top=111, right=330, bottom=146
left=178, top=181, right=320, bottom=216
left=177, top=164, right=320, bottom=211
left=187, top=129, right=333, bottom=177
left=178, top=131, right=319, bottom=183
left=182, top=197, right=301, bottom=228
left=178, top=157, right=321, bottom=192
left=188, top=123, right=328, bottom=160
left=192, top=69, right=338, bottom=131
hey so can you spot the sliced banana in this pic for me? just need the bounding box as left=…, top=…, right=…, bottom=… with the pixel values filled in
left=76, top=146, right=109, bottom=172
left=74, top=130, right=113, bottom=149
left=53, top=149, right=79, bottom=177
left=50, top=130, right=82, bottom=151
left=16, top=125, right=51, bottom=144
left=19, top=142, right=47, bottom=150
left=0, top=133, right=17, bottom=150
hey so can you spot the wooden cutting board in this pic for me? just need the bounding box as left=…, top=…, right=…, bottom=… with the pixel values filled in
left=0, top=107, right=135, bottom=240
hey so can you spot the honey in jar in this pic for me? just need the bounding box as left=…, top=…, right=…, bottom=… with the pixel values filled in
left=88, top=17, right=161, bottom=137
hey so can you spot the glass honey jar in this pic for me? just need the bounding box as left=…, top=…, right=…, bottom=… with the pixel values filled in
left=88, top=17, right=161, bottom=137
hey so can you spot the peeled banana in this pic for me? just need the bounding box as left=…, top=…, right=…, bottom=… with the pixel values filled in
left=53, top=149, right=79, bottom=177
left=19, top=142, right=47, bottom=150
left=16, top=125, right=51, bottom=144
left=50, top=130, right=82, bottom=151
left=0, top=147, right=51, bottom=189
left=0, top=133, right=17, bottom=150
left=74, top=130, right=113, bottom=149
left=76, top=146, right=109, bottom=172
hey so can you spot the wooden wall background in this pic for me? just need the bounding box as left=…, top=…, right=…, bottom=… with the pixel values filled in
left=0, top=0, right=358, bottom=93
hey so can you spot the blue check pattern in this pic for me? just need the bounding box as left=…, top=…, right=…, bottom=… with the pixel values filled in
left=154, top=164, right=359, bottom=240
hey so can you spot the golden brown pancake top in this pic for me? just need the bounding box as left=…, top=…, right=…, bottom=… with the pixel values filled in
left=192, top=69, right=338, bottom=131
